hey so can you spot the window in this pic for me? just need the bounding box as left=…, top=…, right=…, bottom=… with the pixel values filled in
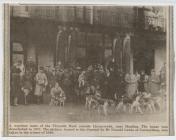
left=85, top=7, right=91, bottom=24
left=97, top=10, right=102, bottom=24
left=104, top=35, right=112, bottom=49
left=112, top=13, right=116, bottom=26
left=25, top=6, right=28, bottom=12
left=75, top=7, right=84, bottom=23
left=77, top=32, right=86, bottom=48
left=13, top=43, right=23, bottom=52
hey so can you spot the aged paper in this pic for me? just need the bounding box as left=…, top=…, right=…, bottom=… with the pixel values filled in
left=3, top=4, right=174, bottom=136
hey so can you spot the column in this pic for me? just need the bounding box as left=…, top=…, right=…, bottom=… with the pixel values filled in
left=122, top=33, right=133, bottom=74
left=55, top=26, right=63, bottom=65
left=113, top=33, right=123, bottom=71
left=130, top=47, right=134, bottom=74
left=90, top=6, right=94, bottom=24
left=67, top=27, right=78, bottom=64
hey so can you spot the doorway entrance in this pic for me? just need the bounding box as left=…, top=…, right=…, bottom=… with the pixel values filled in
left=134, top=48, right=154, bottom=75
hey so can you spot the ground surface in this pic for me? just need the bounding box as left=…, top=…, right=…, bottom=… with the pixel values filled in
left=10, top=103, right=167, bottom=123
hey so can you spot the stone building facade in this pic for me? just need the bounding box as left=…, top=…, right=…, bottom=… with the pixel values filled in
left=10, top=6, right=166, bottom=74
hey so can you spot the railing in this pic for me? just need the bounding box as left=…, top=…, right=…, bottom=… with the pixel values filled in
left=29, top=6, right=56, bottom=19
left=93, top=8, right=134, bottom=28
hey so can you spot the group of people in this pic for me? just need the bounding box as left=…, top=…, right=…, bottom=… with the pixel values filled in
left=124, top=66, right=166, bottom=99
left=10, top=59, right=166, bottom=107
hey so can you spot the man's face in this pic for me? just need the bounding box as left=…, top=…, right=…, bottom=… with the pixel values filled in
left=40, top=70, right=43, bottom=73
left=17, top=61, right=21, bottom=65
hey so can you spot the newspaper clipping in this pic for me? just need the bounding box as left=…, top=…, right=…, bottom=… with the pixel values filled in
left=3, top=4, right=174, bottom=136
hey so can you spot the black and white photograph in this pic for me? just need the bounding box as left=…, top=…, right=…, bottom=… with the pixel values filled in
left=3, top=4, right=174, bottom=136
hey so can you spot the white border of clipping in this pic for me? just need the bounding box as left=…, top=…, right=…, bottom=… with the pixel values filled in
left=0, top=0, right=175, bottom=139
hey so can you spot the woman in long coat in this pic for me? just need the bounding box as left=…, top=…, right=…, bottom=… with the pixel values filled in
left=148, top=69, right=160, bottom=95
left=34, top=67, right=48, bottom=104
left=160, top=63, right=166, bottom=91
left=138, top=71, right=145, bottom=93
left=11, top=66, right=21, bottom=106
left=144, top=74, right=149, bottom=93
left=62, top=69, right=72, bottom=101
left=125, top=73, right=138, bottom=98
left=21, top=70, right=33, bottom=104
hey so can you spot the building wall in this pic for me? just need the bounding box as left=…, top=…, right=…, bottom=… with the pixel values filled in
left=11, top=6, right=29, bottom=17
left=10, top=6, right=166, bottom=73
left=26, top=43, right=36, bottom=62
left=154, top=46, right=166, bottom=75
left=143, top=6, right=166, bottom=32
left=26, top=43, right=55, bottom=69
left=37, top=46, right=54, bottom=69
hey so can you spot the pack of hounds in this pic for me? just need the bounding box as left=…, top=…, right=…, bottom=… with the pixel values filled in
left=49, top=92, right=66, bottom=107
left=49, top=81, right=166, bottom=117
left=85, top=89, right=166, bottom=116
